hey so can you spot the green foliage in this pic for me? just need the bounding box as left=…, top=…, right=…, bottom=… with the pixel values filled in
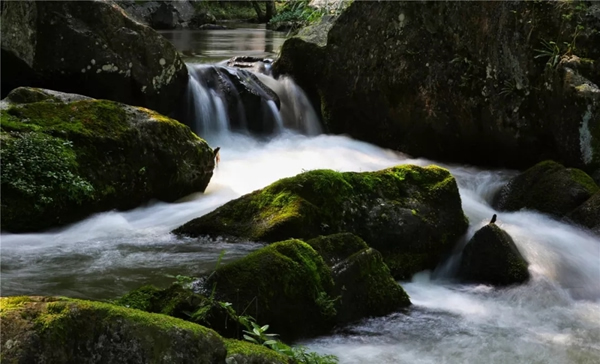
left=315, top=291, right=338, bottom=319
left=269, top=0, right=326, bottom=28
left=534, top=39, right=561, bottom=68
left=0, top=132, right=94, bottom=210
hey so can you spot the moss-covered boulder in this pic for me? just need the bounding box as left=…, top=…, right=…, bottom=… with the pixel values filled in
left=458, top=224, right=530, bottom=286
left=307, top=233, right=410, bottom=323
left=0, top=88, right=215, bottom=232
left=0, top=296, right=228, bottom=363
left=274, top=1, right=600, bottom=173
left=224, top=339, right=290, bottom=364
left=493, top=160, right=599, bottom=218
left=564, top=192, right=600, bottom=235
left=175, top=165, right=469, bottom=279
left=202, top=239, right=335, bottom=340
left=1, top=0, right=188, bottom=115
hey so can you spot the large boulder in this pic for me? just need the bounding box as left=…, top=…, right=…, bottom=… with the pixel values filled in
left=1, top=0, right=188, bottom=115
left=0, top=296, right=290, bottom=364
left=202, top=239, right=335, bottom=340
left=0, top=88, right=215, bottom=232
left=0, top=296, right=227, bottom=363
left=174, top=165, right=469, bottom=279
left=458, top=224, right=530, bottom=286
left=274, top=1, right=600, bottom=175
left=307, top=233, right=411, bottom=323
left=493, top=160, right=599, bottom=218
left=564, top=191, right=600, bottom=235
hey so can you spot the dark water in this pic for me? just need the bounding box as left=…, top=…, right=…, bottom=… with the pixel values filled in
left=159, top=23, right=287, bottom=63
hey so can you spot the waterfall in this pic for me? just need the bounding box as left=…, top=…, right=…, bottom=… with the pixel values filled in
left=183, top=63, right=322, bottom=139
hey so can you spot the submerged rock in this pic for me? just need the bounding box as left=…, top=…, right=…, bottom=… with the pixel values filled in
left=1, top=0, right=188, bottom=115
left=494, top=160, right=599, bottom=218
left=274, top=1, right=600, bottom=174
left=0, top=296, right=227, bottom=363
left=174, top=165, right=469, bottom=279
left=458, top=224, right=530, bottom=286
left=0, top=88, right=215, bottom=232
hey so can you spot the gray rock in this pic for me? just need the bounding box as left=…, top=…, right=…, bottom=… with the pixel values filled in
left=1, top=0, right=188, bottom=115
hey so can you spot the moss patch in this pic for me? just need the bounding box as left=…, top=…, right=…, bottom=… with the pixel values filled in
left=225, top=339, right=290, bottom=364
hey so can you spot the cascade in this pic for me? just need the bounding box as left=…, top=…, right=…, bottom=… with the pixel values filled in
left=181, top=63, right=322, bottom=139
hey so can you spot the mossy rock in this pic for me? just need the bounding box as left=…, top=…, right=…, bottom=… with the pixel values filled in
left=458, top=224, right=530, bottom=286
left=1, top=0, right=188, bottom=114
left=203, top=239, right=335, bottom=340
left=306, top=233, right=370, bottom=266
left=493, top=160, right=599, bottom=218
left=116, top=283, right=245, bottom=340
left=0, top=296, right=227, bottom=363
left=307, top=233, right=410, bottom=323
left=0, top=87, right=215, bottom=232
left=564, top=191, right=600, bottom=235
left=224, top=339, right=290, bottom=364
left=175, top=165, right=469, bottom=279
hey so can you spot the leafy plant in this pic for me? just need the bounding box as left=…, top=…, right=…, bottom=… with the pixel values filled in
left=534, top=39, right=561, bottom=68
left=0, top=132, right=94, bottom=209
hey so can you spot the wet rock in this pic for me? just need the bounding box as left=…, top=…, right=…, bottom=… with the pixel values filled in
left=1, top=0, right=188, bottom=115
left=0, top=88, right=215, bottom=233
left=202, top=239, right=336, bottom=340
left=308, top=233, right=411, bottom=323
left=564, top=191, right=600, bottom=235
left=197, top=23, right=227, bottom=30
left=274, top=1, right=600, bottom=174
left=150, top=2, right=180, bottom=29
left=0, top=296, right=227, bottom=363
left=458, top=224, right=530, bottom=286
left=494, top=160, right=599, bottom=218
left=174, top=165, right=469, bottom=279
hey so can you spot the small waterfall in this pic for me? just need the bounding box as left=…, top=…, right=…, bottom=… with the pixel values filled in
left=182, top=63, right=321, bottom=139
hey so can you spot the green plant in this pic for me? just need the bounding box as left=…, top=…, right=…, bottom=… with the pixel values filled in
left=268, top=0, right=326, bottom=27
left=315, top=291, right=338, bottom=319
left=499, top=79, right=519, bottom=97
left=290, top=346, right=339, bottom=364
left=0, top=132, right=94, bottom=209
left=534, top=39, right=561, bottom=68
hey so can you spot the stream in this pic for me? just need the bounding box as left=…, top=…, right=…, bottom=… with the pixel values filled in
left=2, top=25, right=599, bottom=364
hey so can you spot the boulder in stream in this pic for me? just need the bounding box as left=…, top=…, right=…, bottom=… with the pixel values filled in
left=564, top=191, right=600, bottom=235
left=0, top=87, right=215, bottom=233
left=307, top=233, right=411, bottom=323
left=274, top=1, right=600, bottom=175
left=174, top=165, right=469, bottom=279
left=1, top=0, right=188, bottom=115
left=493, top=160, right=599, bottom=218
left=0, top=296, right=289, bottom=364
left=458, top=224, right=530, bottom=286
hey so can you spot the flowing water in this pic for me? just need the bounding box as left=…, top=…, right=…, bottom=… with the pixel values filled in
left=2, top=27, right=600, bottom=364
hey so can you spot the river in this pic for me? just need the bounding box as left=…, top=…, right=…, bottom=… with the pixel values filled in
left=1, top=25, right=599, bottom=364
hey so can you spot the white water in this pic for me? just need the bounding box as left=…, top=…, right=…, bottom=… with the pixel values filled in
left=2, top=130, right=599, bottom=363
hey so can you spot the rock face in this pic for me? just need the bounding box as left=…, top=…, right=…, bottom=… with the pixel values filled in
left=1, top=0, right=188, bottom=115
left=174, top=165, right=469, bottom=279
left=0, top=296, right=227, bottom=364
left=0, top=296, right=289, bottom=364
left=307, top=233, right=411, bottom=323
left=274, top=1, right=600, bottom=175
left=458, top=224, right=530, bottom=286
left=0, top=88, right=215, bottom=232
left=494, top=160, right=599, bottom=218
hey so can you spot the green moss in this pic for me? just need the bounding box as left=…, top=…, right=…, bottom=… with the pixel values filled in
left=208, top=239, right=335, bottom=339
left=1, top=100, right=129, bottom=137
left=569, top=168, right=599, bottom=194
left=225, top=339, right=290, bottom=363
left=0, top=296, right=34, bottom=314
left=115, top=285, right=162, bottom=311
left=306, top=233, right=369, bottom=266
left=384, top=253, right=430, bottom=280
